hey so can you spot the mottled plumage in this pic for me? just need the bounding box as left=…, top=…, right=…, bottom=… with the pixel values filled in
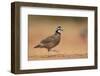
left=34, top=26, right=63, bottom=51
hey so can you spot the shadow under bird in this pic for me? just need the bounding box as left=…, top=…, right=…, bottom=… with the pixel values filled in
left=34, top=26, right=63, bottom=52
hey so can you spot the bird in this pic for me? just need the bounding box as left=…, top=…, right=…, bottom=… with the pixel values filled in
left=34, top=25, right=63, bottom=52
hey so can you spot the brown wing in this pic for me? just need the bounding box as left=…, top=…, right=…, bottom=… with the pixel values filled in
left=40, top=35, right=55, bottom=44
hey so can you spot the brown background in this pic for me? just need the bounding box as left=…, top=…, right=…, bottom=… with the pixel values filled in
left=28, top=15, right=88, bottom=60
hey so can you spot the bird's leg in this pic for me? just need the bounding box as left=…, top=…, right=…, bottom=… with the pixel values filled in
left=48, top=48, right=51, bottom=57
left=48, top=48, right=51, bottom=52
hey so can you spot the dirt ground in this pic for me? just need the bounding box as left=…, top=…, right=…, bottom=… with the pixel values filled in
left=28, top=15, right=88, bottom=60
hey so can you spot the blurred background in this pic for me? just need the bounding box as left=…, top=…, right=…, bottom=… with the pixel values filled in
left=28, top=15, right=88, bottom=60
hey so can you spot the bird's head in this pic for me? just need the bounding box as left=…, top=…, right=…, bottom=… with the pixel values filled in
left=55, top=25, right=63, bottom=34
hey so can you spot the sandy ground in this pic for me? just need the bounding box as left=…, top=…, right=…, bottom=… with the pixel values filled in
left=28, top=15, right=88, bottom=60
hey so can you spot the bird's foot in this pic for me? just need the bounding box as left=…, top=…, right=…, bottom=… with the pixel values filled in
left=52, top=49, right=58, bottom=52
left=48, top=49, right=57, bottom=52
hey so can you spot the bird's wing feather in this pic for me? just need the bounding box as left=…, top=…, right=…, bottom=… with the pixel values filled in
left=40, top=35, right=55, bottom=44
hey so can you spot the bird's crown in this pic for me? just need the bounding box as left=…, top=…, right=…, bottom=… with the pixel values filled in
left=56, top=25, right=63, bottom=31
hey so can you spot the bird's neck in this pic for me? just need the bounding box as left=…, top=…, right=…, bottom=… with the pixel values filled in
left=55, top=31, right=61, bottom=35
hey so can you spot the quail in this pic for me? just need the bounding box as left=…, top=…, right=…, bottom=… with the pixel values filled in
left=34, top=26, right=63, bottom=52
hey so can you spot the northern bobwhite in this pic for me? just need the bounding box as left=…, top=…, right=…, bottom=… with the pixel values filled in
left=34, top=26, right=63, bottom=52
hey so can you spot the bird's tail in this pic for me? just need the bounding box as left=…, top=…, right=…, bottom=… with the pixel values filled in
left=34, top=45, right=41, bottom=48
